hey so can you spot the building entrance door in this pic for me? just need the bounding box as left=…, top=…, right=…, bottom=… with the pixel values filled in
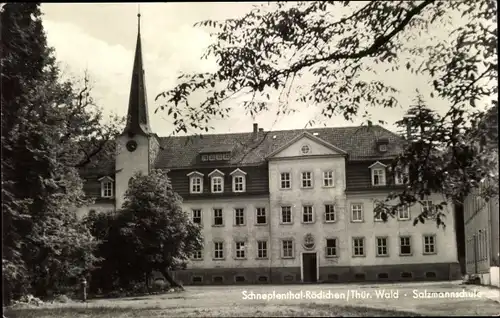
left=302, top=252, right=318, bottom=283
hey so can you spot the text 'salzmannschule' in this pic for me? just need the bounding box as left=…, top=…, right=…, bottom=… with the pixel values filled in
left=241, top=289, right=482, bottom=301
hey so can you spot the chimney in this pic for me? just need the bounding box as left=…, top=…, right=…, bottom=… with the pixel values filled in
left=253, top=123, right=258, bottom=140
left=259, top=128, right=264, bottom=132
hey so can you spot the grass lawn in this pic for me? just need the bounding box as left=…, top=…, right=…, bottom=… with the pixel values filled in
left=4, top=282, right=500, bottom=317
left=4, top=304, right=422, bottom=318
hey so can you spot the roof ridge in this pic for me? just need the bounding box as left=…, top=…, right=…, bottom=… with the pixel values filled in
left=157, top=124, right=392, bottom=139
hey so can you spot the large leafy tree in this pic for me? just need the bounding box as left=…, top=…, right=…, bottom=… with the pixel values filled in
left=156, top=1, right=497, bottom=225
left=375, top=94, right=498, bottom=226
left=88, top=170, right=202, bottom=291
left=1, top=3, right=120, bottom=302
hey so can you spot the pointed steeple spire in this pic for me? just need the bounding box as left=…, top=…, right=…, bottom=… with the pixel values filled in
left=123, top=11, right=151, bottom=136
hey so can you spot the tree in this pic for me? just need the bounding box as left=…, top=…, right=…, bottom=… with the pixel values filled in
left=374, top=93, right=498, bottom=226
left=90, top=170, right=202, bottom=291
left=155, top=1, right=497, bottom=225
left=1, top=3, right=121, bottom=302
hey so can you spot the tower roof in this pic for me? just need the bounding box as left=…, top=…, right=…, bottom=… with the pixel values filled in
left=123, top=12, right=151, bottom=136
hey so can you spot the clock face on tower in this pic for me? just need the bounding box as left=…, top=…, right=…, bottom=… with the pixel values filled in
left=126, top=140, right=138, bottom=152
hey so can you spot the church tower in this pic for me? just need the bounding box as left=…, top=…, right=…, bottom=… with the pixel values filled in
left=115, top=13, right=160, bottom=208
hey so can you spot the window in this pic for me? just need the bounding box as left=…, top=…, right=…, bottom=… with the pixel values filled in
left=397, top=205, right=410, bottom=220
left=256, top=207, right=267, bottom=225
left=190, top=177, right=202, bottom=193
left=376, top=237, right=388, bottom=256
left=101, top=181, right=113, bottom=198
left=401, top=272, right=413, bottom=279
left=378, top=144, right=387, bottom=152
left=281, top=206, right=292, bottom=224
left=324, top=204, right=336, bottom=222
left=352, top=237, right=365, bottom=257
left=192, top=209, right=202, bottom=224
left=212, top=276, right=223, bottom=283
left=423, top=235, right=436, bottom=254
left=192, top=248, right=203, bottom=260
left=422, top=200, right=433, bottom=214
left=235, top=275, right=245, bottom=283
left=282, top=240, right=294, bottom=258
left=230, top=168, right=247, bottom=192
left=213, top=208, right=223, bottom=226
left=209, top=154, right=215, bottom=161
left=234, top=208, right=245, bottom=226
left=302, top=205, right=314, bottom=223
left=372, top=168, right=386, bottom=186
left=257, top=241, right=267, bottom=259
left=378, top=273, right=389, bottom=279
left=399, top=236, right=412, bottom=255
left=192, top=276, right=203, bottom=283
left=426, top=272, right=437, bottom=278
left=233, top=175, right=245, bottom=192
left=351, top=204, right=363, bottom=222
left=326, top=238, right=337, bottom=257
left=301, top=172, right=313, bottom=188
left=355, top=273, right=366, bottom=280
left=323, top=171, right=334, bottom=187
left=223, top=153, right=230, bottom=160
left=374, top=209, right=384, bottom=222
left=301, top=144, right=310, bottom=154
left=211, top=176, right=224, bottom=193
left=482, top=229, right=487, bottom=260
left=280, top=172, right=291, bottom=189
left=235, top=241, right=246, bottom=259
left=216, top=154, right=222, bottom=160
left=394, top=167, right=407, bottom=185
left=214, top=242, right=224, bottom=259
left=201, top=155, right=208, bottom=161
left=258, top=276, right=268, bottom=282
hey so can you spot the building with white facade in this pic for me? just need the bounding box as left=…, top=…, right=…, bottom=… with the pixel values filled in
left=80, top=17, right=462, bottom=285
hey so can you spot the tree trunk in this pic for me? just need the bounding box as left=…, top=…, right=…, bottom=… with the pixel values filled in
left=145, top=272, right=150, bottom=293
left=159, top=268, right=184, bottom=290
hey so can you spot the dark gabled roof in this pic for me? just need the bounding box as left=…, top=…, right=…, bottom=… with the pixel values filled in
left=78, top=140, right=116, bottom=178
left=155, top=125, right=404, bottom=169
left=200, top=145, right=235, bottom=153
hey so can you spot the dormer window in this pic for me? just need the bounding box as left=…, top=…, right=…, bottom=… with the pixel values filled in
left=376, top=138, right=389, bottom=153
left=200, top=151, right=232, bottom=163
left=187, top=171, right=204, bottom=194
left=98, top=176, right=114, bottom=198
left=208, top=169, right=225, bottom=193
left=230, top=168, right=247, bottom=193
left=368, top=161, right=387, bottom=186
left=212, top=177, right=223, bottom=193
left=394, top=166, right=409, bottom=185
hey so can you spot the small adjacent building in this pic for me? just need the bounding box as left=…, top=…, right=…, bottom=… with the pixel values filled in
left=463, top=188, right=500, bottom=287
left=462, top=106, right=499, bottom=287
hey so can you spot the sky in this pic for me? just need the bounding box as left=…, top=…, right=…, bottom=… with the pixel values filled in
left=41, top=2, right=465, bottom=137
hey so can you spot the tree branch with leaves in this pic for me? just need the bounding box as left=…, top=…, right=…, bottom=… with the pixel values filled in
left=156, top=0, right=497, bottom=226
